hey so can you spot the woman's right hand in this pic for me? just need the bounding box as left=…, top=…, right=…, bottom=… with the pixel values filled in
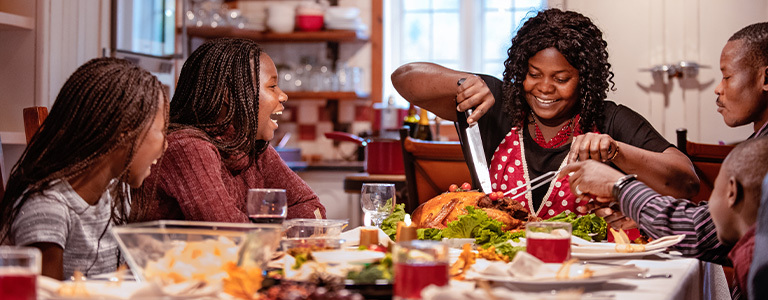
left=456, top=75, right=495, bottom=124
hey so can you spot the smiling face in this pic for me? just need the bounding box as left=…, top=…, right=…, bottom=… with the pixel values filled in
left=126, top=94, right=168, bottom=188
left=523, top=47, right=581, bottom=125
left=255, top=53, right=287, bottom=141
left=714, top=39, right=768, bottom=130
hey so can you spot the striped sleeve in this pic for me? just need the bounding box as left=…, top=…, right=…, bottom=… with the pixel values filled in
left=619, top=180, right=731, bottom=265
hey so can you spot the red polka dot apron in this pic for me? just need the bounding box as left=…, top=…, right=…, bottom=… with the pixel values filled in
left=489, top=117, right=591, bottom=219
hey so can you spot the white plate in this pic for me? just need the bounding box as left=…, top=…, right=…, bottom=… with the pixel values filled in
left=571, top=247, right=665, bottom=259
left=475, top=273, right=608, bottom=291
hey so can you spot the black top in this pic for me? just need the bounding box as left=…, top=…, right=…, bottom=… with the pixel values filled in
left=458, top=75, right=673, bottom=208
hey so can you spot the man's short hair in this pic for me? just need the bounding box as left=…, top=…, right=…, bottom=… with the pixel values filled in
left=729, top=22, right=768, bottom=67
left=723, top=137, right=768, bottom=199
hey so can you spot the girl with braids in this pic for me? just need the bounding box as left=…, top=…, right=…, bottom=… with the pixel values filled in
left=134, top=38, right=325, bottom=222
left=391, top=8, right=698, bottom=220
left=0, top=57, right=168, bottom=280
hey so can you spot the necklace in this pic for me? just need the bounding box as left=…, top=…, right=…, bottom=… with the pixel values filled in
left=530, top=112, right=577, bottom=148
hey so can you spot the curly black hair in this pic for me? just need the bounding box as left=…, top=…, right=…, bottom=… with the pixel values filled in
left=502, top=8, right=615, bottom=132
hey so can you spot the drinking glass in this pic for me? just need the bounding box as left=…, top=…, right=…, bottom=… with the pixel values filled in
left=360, top=183, right=396, bottom=227
left=0, top=246, right=41, bottom=300
left=393, top=240, right=449, bottom=300
left=247, top=188, right=287, bottom=224
left=525, top=221, right=572, bottom=263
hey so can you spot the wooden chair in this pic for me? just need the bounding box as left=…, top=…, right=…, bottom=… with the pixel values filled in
left=0, top=134, right=5, bottom=200
left=399, top=128, right=472, bottom=213
left=23, top=106, right=48, bottom=144
left=676, top=128, right=735, bottom=204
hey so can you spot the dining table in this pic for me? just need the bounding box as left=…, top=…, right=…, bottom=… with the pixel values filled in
left=424, top=253, right=731, bottom=300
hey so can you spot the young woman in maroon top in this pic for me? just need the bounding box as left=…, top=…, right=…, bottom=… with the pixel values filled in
left=133, top=38, right=326, bottom=222
left=391, top=9, right=698, bottom=223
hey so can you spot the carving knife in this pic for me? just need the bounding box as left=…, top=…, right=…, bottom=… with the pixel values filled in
left=458, top=78, right=493, bottom=193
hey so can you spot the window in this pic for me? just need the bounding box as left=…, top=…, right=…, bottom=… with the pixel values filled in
left=384, top=0, right=546, bottom=107
left=115, top=0, right=176, bottom=57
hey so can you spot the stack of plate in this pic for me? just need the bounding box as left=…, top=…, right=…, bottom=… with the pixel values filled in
left=244, top=5, right=267, bottom=31
left=324, top=7, right=367, bottom=31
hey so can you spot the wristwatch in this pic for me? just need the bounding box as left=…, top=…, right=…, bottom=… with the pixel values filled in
left=612, top=174, right=638, bottom=199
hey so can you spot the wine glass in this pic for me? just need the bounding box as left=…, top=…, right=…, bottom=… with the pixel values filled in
left=360, top=183, right=396, bottom=227
left=246, top=188, right=287, bottom=224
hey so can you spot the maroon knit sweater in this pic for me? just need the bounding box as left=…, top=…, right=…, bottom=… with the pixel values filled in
left=133, top=129, right=326, bottom=222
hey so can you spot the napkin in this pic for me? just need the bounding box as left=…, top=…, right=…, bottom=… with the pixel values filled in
left=465, top=251, right=648, bottom=282
left=571, top=234, right=685, bottom=254
left=38, top=275, right=222, bottom=299
left=340, top=226, right=394, bottom=247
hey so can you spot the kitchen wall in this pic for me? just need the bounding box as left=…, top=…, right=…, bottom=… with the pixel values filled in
left=235, top=0, right=375, bottom=162
left=0, top=0, right=109, bottom=184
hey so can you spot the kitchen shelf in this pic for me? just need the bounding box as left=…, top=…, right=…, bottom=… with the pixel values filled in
left=0, top=131, right=27, bottom=145
left=184, top=26, right=369, bottom=43
left=286, top=91, right=369, bottom=100
left=0, top=11, right=34, bottom=30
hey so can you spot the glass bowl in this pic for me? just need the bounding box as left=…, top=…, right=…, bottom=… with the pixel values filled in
left=111, top=220, right=282, bottom=282
left=282, top=219, right=348, bottom=239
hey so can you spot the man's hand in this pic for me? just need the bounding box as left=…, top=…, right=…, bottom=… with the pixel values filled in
left=559, top=160, right=623, bottom=199
left=559, top=160, right=637, bottom=230
left=456, top=75, right=494, bottom=124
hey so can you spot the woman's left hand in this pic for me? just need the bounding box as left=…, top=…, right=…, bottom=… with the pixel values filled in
left=568, top=132, right=619, bottom=164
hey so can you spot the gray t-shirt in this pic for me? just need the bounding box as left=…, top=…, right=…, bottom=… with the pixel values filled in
left=11, top=179, right=121, bottom=279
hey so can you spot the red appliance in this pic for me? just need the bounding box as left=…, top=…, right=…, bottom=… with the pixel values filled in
left=324, top=131, right=404, bottom=175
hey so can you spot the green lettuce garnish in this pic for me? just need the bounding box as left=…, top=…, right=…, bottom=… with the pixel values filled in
left=417, top=228, right=443, bottom=240
left=547, top=212, right=607, bottom=242
left=442, top=206, right=492, bottom=238
left=380, top=203, right=407, bottom=241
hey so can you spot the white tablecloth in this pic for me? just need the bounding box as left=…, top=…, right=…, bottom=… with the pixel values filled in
left=424, top=254, right=731, bottom=300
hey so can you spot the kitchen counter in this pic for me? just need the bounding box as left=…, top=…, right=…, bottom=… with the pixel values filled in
left=286, top=160, right=365, bottom=172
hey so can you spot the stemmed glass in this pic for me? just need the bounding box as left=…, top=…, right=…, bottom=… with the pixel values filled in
left=360, top=183, right=396, bottom=227
left=246, top=188, right=287, bottom=224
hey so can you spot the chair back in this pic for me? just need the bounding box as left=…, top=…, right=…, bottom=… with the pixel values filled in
left=676, top=128, right=735, bottom=203
left=23, top=106, right=48, bottom=144
left=0, top=134, right=4, bottom=200
left=399, top=128, right=472, bottom=213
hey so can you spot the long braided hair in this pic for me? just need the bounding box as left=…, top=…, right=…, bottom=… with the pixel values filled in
left=169, top=38, right=267, bottom=162
left=502, top=8, right=615, bottom=132
left=0, top=57, right=167, bottom=245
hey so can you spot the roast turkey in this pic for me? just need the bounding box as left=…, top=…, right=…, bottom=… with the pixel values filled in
left=410, top=191, right=531, bottom=231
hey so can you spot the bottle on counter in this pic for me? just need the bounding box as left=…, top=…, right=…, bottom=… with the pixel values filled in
left=413, top=107, right=433, bottom=141
left=403, top=103, right=419, bottom=137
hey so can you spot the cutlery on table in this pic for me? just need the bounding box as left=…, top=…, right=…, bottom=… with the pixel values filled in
left=637, top=273, right=672, bottom=279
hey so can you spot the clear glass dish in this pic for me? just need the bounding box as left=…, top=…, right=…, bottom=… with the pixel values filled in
left=111, top=220, right=282, bottom=282
left=282, top=218, right=348, bottom=239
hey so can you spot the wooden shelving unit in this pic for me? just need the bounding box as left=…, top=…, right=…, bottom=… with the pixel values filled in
left=285, top=91, right=369, bottom=100
left=0, top=11, right=34, bottom=31
left=184, top=26, right=369, bottom=43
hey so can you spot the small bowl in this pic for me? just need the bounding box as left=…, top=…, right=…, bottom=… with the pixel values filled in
left=295, top=15, right=324, bottom=31
left=283, top=218, right=348, bottom=239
